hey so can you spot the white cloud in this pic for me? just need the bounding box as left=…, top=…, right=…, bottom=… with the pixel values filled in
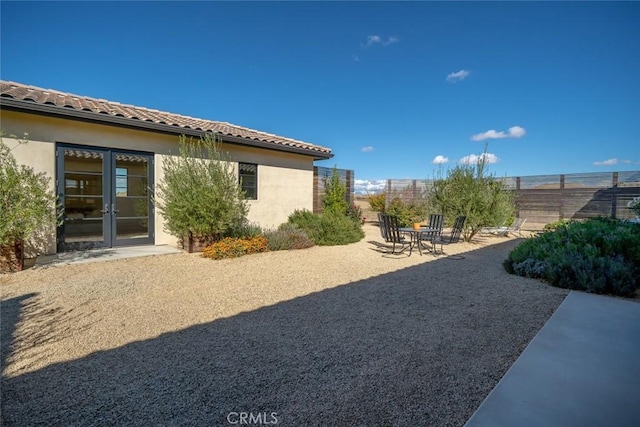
left=385, top=36, right=399, bottom=46
left=366, top=35, right=382, bottom=46
left=446, top=69, right=470, bottom=82
left=432, top=155, right=449, bottom=164
left=361, top=146, right=375, bottom=152
left=593, top=158, right=618, bottom=166
left=508, top=125, right=526, bottom=138
left=460, top=153, right=499, bottom=165
left=471, top=125, right=526, bottom=141
left=365, top=35, right=398, bottom=47
left=354, top=179, right=386, bottom=194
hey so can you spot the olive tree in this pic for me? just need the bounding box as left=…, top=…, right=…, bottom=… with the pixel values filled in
left=0, top=132, right=58, bottom=271
left=155, top=133, right=249, bottom=251
left=428, top=147, right=514, bottom=241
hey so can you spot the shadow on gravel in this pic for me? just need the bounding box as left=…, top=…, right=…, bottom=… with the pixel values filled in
left=1, top=293, right=38, bottom=375
left=1, top=240, right=568, bottom=427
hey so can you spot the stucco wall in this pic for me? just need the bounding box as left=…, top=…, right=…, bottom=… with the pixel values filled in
left=1, top=109, right=317, bottom=254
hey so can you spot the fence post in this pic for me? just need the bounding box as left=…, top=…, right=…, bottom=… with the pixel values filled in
left=345, top=170, right=353, bottom=206
left=412, top=180, right=417, bottom=203
left=559, top=175, right=565, bottom=220
left=611, top=172, right=619, bottom=219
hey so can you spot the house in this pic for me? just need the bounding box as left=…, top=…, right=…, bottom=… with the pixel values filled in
left=0, top=80, right=333, bottom=255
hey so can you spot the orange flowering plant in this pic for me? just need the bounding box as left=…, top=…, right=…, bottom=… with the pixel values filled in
left=202, top=236, right=268, bottom=260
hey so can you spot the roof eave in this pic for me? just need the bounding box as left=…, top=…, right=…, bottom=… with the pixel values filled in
left=0, top=98, right=334, bottom=160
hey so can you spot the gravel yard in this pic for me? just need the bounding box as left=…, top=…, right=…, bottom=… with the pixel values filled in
left=1, top=224, right=568, bottom=426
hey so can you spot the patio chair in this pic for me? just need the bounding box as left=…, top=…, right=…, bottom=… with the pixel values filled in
left=377, top=212, right=389, bottom=241
left=378, top=213, right=411, bottom=255
left=418, top=213, right=444, bottom=253
left=430, top=215, right=466, bottom=255
left=481, top=218, right=527, bottom=237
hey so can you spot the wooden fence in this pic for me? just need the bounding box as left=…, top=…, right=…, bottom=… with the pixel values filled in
left=384, top=171, right=640, bottom=230
left=313, top=167, right=355, bottom=214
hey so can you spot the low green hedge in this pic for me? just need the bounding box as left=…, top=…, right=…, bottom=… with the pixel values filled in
left=287, top=209, right=364, bottom=246
left=504, top=217, right=640, bottom=297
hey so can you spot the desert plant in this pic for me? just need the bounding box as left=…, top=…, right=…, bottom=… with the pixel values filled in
left=155, top=133, right=248, bottom=251
left=346, top=204, right=364, bottom=224
left=386, top=197, right=428, bottom=227
left=542, top=218, right=571, bottom=232
left=428, top=145, right=514, bottom=241
left=287, top=209, right=364, bottom=246
left=226, top=221, right=263, bottom=239
left=323, top=166, right=349, bottom=215
left=202, top=235, right=268, bottom=260
left=1, top=132, right=58, bottom=271
left=368, top=193, right=386, bottom=213
left=504, top=217, right=640, bottom=297
left=263, top=223, right=314, bottom=251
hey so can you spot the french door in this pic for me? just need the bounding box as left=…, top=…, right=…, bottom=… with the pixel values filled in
left=56, top=144, right=154, bottom=251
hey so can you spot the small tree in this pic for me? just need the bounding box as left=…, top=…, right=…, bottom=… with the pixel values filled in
left=368, top=193, right=386, bottom=213
left=428, top=146, right=514, bottom=241
left=1, top=132, right=57, bottom=271
left=322, top=166, right=349, bottom=215
left=155, top=133, right=248, bottom=251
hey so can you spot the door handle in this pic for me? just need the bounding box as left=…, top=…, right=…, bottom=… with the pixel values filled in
left=111, top=203, right=119, bottom=214
left=100, top=204, right=109, bottom=214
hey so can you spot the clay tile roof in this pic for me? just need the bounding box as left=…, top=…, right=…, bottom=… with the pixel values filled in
left=0, top=80, right=332, bottom=158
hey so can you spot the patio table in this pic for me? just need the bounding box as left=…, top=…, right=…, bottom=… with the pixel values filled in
left=399, top=227, right=440, bottom=256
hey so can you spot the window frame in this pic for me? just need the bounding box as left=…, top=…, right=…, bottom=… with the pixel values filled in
left=239, top=162, right=258, bottom=200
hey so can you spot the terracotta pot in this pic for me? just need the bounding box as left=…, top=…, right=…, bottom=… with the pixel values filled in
left=413, top=223, right=421, bottom=230
left=183, top=233, right=217, bottom=253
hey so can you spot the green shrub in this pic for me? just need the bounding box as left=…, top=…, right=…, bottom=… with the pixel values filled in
left=155, top=133, right=248, bottom=247
left=264, top=223, right=314, bottom=251
left=504, top=217, right=640, bottom=297
left=386, top=197, right=427, bottom=227
left=542, top=218, right=571, bottom=232
left=1, top=132, right=58, bottom=247
left=287, top=209, right=364, bottom=246
left=202, top=236, right=268, bottom=260
left=368, top=193, right=386, bottom=213
left=322, top=166, right=349, bottom=215
left=346, top=204, right=364, bottom=224
left=226, top=221, right=263, bottom=239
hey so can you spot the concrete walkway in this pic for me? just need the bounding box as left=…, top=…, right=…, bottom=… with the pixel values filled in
left=466, top=291, right=640, bottom=427
left=34, top=244, right=182, bottom=267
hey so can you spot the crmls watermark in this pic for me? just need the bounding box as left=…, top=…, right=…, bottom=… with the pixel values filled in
left=227, top=412, right=279, bottom=425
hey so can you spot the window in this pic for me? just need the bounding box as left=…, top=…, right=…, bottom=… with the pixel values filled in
left=239, top=163, right=257, bottom=200
left=115, top=167, right=128, bottom=196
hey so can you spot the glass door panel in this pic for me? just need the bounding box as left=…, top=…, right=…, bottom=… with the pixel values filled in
left=62, top=149, right=106, bottom=246
left=113, top=154, right=151, bottom=242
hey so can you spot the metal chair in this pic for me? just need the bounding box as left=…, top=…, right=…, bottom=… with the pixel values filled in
left=377, top=212, right=389, bottom=241
left=378, top=213, right=411, bottom=255
left=431, top=216, right=466, bottom=255
left=418, top=213, right=445, bottom=254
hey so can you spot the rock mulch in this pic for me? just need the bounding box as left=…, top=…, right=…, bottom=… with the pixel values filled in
left=1, top=224, right=568, bottom=426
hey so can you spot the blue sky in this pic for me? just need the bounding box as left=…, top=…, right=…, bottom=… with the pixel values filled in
left=2, top=1, right=639, bottom=193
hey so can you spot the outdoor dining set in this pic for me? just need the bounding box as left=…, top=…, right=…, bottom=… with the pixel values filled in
left=377, top=213, right=466, bottom=257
